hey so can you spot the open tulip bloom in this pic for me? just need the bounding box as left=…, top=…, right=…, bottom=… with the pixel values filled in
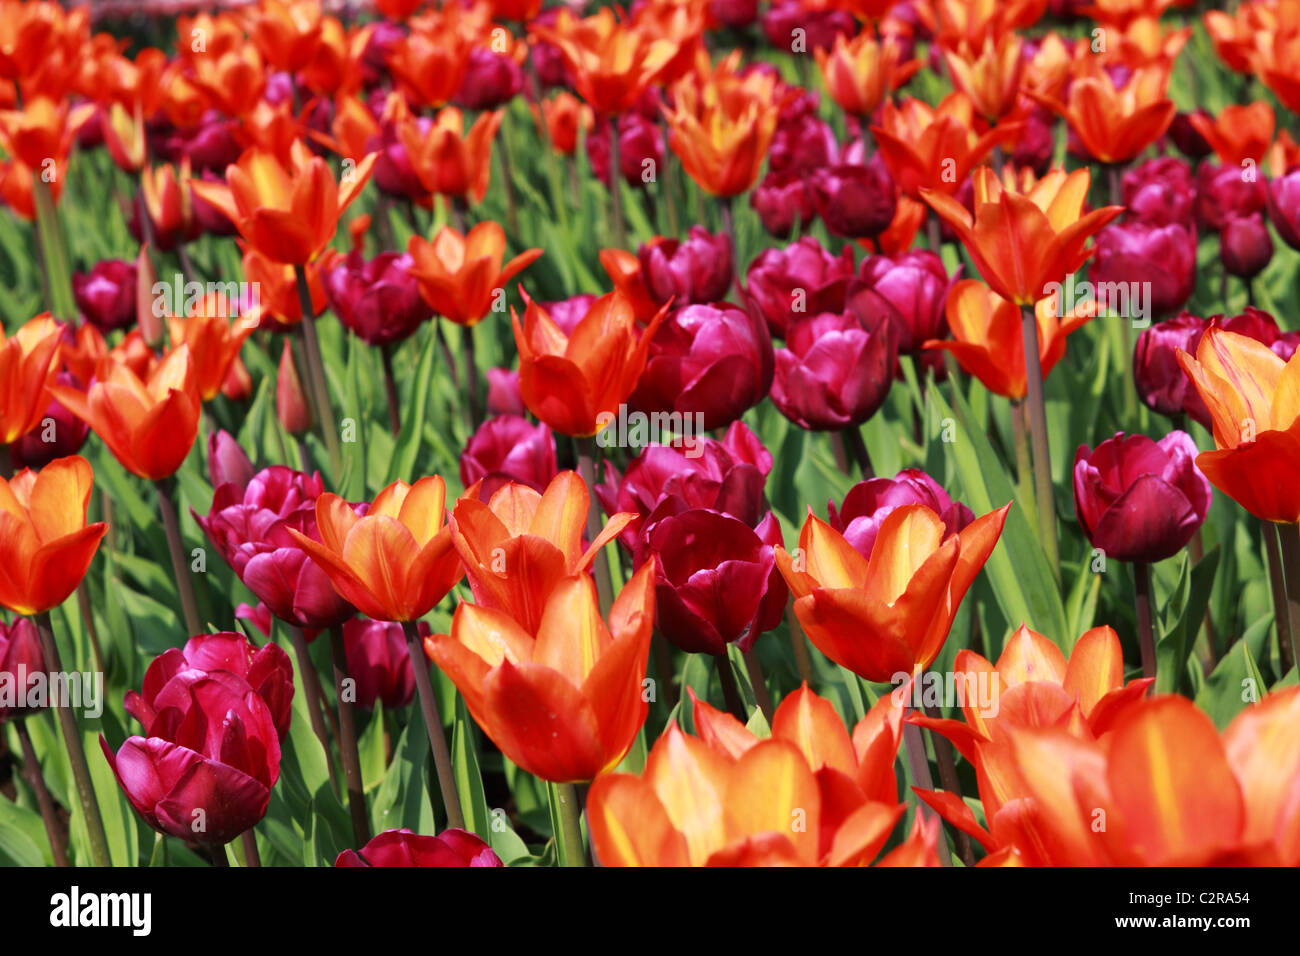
left=5, top=0, right=1300, bottom=891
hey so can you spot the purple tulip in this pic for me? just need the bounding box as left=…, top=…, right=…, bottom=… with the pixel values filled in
left=10, top=370, right=89, bottom=470
left=744, top=236, right=855, bottom=338
left=1091, top=221, right=1197, bottom=318
left=1194, top=160, right=1266, bottom=232
left=852, top=250, right=955, bottom=353
left=325, top=250, right=433, bottom=346
left=73, top=259, right=137, bottom=333
left=750, top=170, right=816, bottom=239
left=1122, top=156, right=1196, bottom=227
left=1220, top=212, right=1273, bottom=278
left=486, top=367, right=525, bottom=417
left=770, top=308, right=897, bottom=430
left=1168, top=110, right=1214, bottom=160
left=829, top=469, right=974, bottom=559
left=638, top=227, right=733, bottom=306
left=761, top=0, right=854, bottom=53
left=587, top=111, right=663, bottom=190
left=1266, top=168, right=1300, bottom=252
left=207, top=429, right=255, bottom=491
left=342, top=618, right=417, bottom=711
left=460, top=414, right=558, bottom=497
left=0, top=619, right=46, bottom=720
left=453, top=48, right=523, bottom=111
left=810, top=158, right=897, bottom=239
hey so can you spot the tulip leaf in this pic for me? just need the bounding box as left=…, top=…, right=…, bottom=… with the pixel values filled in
left=0, top=816, right=44, bottom=867
left=358, top=704, right=387, bottom=794
left=1195, top=637, right=1268, bottom=730
left=1156, top=548, right=1220, bottom=695
left=451, top=694, right=492, bottom=840
left=385, top=326, right=439, bottom=487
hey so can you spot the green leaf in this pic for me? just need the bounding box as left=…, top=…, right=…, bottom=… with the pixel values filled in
left=385, top=327, right=439, bottom=486
left=1156, top=548, right=1220, bottom=695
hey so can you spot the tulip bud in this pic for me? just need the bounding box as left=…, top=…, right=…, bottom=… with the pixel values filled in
left=135, top=245, right=164, bottom=348
left=1266, top=168, right=1300, bottom=252
left=72, top=259, right=138, bottom=333
left=460, top=414, right=558, bottom=496
left=638, top=228, right=734, bottom=306
left=0, top=618, right=47, bottom=720
left=335, top=827, right=503, bottom=867
left=1168, top=110, right=1214, bottom=160
left=486, top=367, right=525, bottom=417
left=220, top=355, right=253, bottom=402
left=277, top=340, right=313, bottom=435
left=343, top=618, right=418, bottom=711
left=1092, top=221, right=1197, bottom=318
left=207, top=428, right=255, bottom=491
left=1073, top=431, right=1211, bottom=564
left=1220, top=212, right=1274, bottom=278
left=454, top=48, right=524, bottom=111
left=750, top=170, right=816, bottom=239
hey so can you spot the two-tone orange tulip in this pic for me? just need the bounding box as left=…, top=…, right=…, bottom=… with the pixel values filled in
left=190, top=141, right=377, bottom=266
left=1033, top=61, right=1175, bottom=164
left=50, top=346, right=201, bottom=482
left=1187, top=101, right=1275, bottom=166
left=1176, top=327, right=1300, bottom=523
left=246, top=0, right=324, bottom=74
left=534, top=92, right=593, bottom=155
left=450, top=472, right=634, bottom=634
left=776, top=502, right=1009, bottom=682
left=165, top=295, right=255, bottom=402
left=941, top=32, right=1024, bottom=123
left=598, top=249, right=662, bottom=324
left=239, top=247, right=329, bottom=328
left=512, top=290, right=667, bottom=437
left=0, top=314, right=60, bottom=446
left=924, top=280, right=1096, bottom=399
left=425, top=560, right=656, bottom=783
left=399, top=107, right=501, bottom=205
left=406, top=221, right=541, bottom=326
left=587, top=684, right=939, bottom=866
left=384, top=13, right=472, bottom=108
left=815, top=29, right=920, bottom=119
left=187, top=46, right=267, bottom=119
left=871, top=93, right=1014, bottom=198
left=0, top=96, right=94, bottom=178
left=0, top=455, right=107, bottom=616
left=288, top=476, right=463, bottom=622
left=922, top=166, right=1122, bottom=306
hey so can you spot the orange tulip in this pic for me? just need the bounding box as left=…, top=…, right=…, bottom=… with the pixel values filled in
left=190, top=140, right=376, bottom=266
left=512, top=290, right=668, bottom=437
left=239, top=246, right=329, bottom=328
left=100, top=102, right=147, bottom=174
left=871, top=93, right=1015, bottom=199
left=50, top=346, right=201, bottom=482
left=1032, top=61, right=1175, bottom=164
left=1187, top=101, right=1275, bottom=166
left=246, top=0, right=324, bottom=74
left=142, top=160, right=197, bottom=244
left=923, top=280, right=1097, bottom=399
left=0, top=314, right=60, bottom=445
left=406, top=221, right=541, bottom=326
left=597, top=248, right=661, bottom=324
left=776, top=502, right=1009, bottom=682
left=288, top=476, right=464, bottom=622
left=0, top=455, right=107, bottom=616
left=187, top=46, right=267, bottom=119
left=922, top=0, right=1047, bottom=48
left=941, top=32, right=1024, bottom=123
left=384, top=14, right=473, bottom=108
left=399, top=107, right=502, bottom=204
left=535, top=92, right=593, bottom=155
left=1176, top=326, right=1300, bottom=523
left=0, top=96, right=94, bottom=175
left=311, top=93, right=382, bottom=163
left=300, top=18, right=374, bottom=99
left=165, top=295, right=255, bottom=402
left=922, top=166, right=1122, bottom=306
left=587, top=683, right=939, bottom=866
left=425, top=560, right=657, bottom=783
left=815, top=28, right=919, bottom=118
left=450, top=472, right=635, bottom=634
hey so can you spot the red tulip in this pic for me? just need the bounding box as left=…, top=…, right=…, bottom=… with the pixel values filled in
left=335, top=828, right=502, bottom=867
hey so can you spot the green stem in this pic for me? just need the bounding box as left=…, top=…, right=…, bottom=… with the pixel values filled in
left=921, top=700, right=974, bottom=867
left=1019, top=304, right=1060, bottom=580
left=287, top=625, right=338, bottom=793
left=401, top=620, right=465, bottom=830
left=154, top=479, right=202, bottom=635
left=715, top=652, right=747, bottom=721
left=1010, top=399, right=1038, bottom=537
left=295, top=266, right=342, bottom=478
left=15, top=718, right=70, bottom=866
left=1133, top=562, right=1157, bottom=685
left=329, top=625, right=371, bottom=848
left=1275, top=524, right=1300, bottom=675
left=901, top=719, right=952, bottom=867
left=550, top=782, right=587, bottom=867
left=574, top=436, right=613, bottom=616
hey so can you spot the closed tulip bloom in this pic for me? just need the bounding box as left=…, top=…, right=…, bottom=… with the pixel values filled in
left=454, top=48, right=524, bottom=111
left=72, top=260, right=138, bottom=333
left=1119, top=158, right=1192, bottom=230
left=342, top=618, right=417, bottom=711
left=191, top=142, right=377, bottom=266
left=459, top=414, right=558, bottom=497
left=588, top=684, right=936, bottom=867
left=407, top=221, right=541, bottom=326
left=1220, top=212, right=1274, bottom=279
left=744, top=237, right=856, bottom=339
left=1266, top=168, right=1300, bottom=252
left=248, top=0, right=324, bottom=73
left=663, top=71, right=783, bottom=198
left=1073, top=431, right=1211, bottom=563
left=1133, top=312, right=1209, bottom=420
left=486, top=367, right=525, bottom=417
left=776, top=502, right=1009, bottom=682
left=638, top=227, right=733, bottom=306
left=770, top=309, right=897, bottom=431
left=450, top=472, right=634, bottom=634
left=810, top=159, right=898, bottom=239
left=923, top=166, right=1122, bottom=306
left=853, top=250, right=955, bottom=354
left=0, top=315, right=60, bottom=446
left=400, top=107, right=503, bottom=203
left=816, top=29, right=920, bottom=118
left=207, top=429, right=255, bottom=491
left=276, top=340, right=312, bottom=435
left=1194, top=161, right=1267, bottom=233
left=587, top=111, right=664, bottom=190
left=288, top=475, right=463, bottom=622
left=1034, top=62, right=1175, bottom=164
left=335, top=827, right=502, bottom=867
left=942, top=32, right=1025, bottom=123
left=630, top=304, right=774, bottom=431
left=0, top=618, right=46, bottom=719
left=749, top=170, right=816, bottom=239
left=536, top=92, right=592, bottom=155
left=425, top=561, right=657, bottom=783
left=829, top=469, right=974, bottom=559
left=102, top=669, right=281, bottom=847
left=512, top=291, right=667, bottom=437
left=51, top=346, right=201, bottom=481
left=1091, top=221, right=1197, bottom=319
left=1177, top=327, right=1300, bottom=523
left=325, top=250, right=433, bottom=346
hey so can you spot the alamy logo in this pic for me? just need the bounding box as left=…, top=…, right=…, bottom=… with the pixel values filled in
left=49, top=886, right=151, bottom=936
left=0, top=666, right=102, bottom=718
left=595, top=404, right=707, bottom=459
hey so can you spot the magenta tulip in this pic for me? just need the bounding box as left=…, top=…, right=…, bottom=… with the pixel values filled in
left=335, top=828, right=502, bottom=867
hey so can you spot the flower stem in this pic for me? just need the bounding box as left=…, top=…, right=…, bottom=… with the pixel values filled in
left=574, top=436, right=613, bottom=616
left=715, top=652, right=747, bottom=721
left=742, top=649, right=774, bottom=723
left=921, top=701, right=974, bottom=867
left=380, top=343, right=401, bottom=435
left=295, top=266, right=343, bottom=478
left=841, top=424, right=874, bottom=478
left=550, top=782, right=587, bottom=867
left=33, top=611, right=111, bottom=867
left=328, top=625, right=370, bottom=848
left=1275, top=523, right=1300, bottom=674
left=154, top=479, right=201, bottom=635
left=1133, top=561, right=1157, bottom=685
left=1019, top=304, right=1059, bottom=580
left=288, top=625, right=339, bottom=793
left=15, top=718, right=69, bottom=866
left=461, top=323, right=481, bottom=430
left=401, top=620, right=465, bottom=830
left=901, top=719, right=952, bottom=867
left=1010, top=398, right=1038, bottom=536
left=240, top=829, right=261, bottom=867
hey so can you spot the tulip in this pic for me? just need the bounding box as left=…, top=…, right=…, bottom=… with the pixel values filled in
left=872, top=92, right=1013, bottom=199
left=342, top=618, right=417, bottom=711
left=459, top=414, right=558, bottom=497
left=1176, top=327, right=1300, bottom=524
left=637, top=227, right=732, bottom=306
left=407, top=221, right=541, bottom=327
left=425, top=560, right=657, bottom=783
left=450, top=472, right=634, bottom=635
left=1194, top=161, right=1266, bottom=233
left=288, top=475, right=462, bottom=623
left=586, top=111, right=664, bottom=190
left=248, top=0, right=323, bottom=73
left=102, top=669, right=281, bottom=847
left=749, top=170, right=816, bottom=239
left=10, top=370, right=90, bottom=470
left=384, top=17, right=472, bottom=108
left=539, top=295, right=599, bottom=336
left=1120, top=157, right=1196, bottom=227
left=1220, top=212, right=1274, bottom=279
left=454, top=48, right=524, bottom=112
left=1090, top=221, right=1197, bottom=319
left=776, top=502, right=1009, bottom=681
left=324, top=250, right=433, bottom=347
left=276, top=340, right=313, bottom=436
left=207, top=429, right=254, bottom=491
left=770, top=309, right=897, bottom=431
left=166, top=300, right=255, bottom=403
left=512, top=290, right=667, bottom=437
left=0, top=618, right=46, bottom=719
left=1008, top=104, right=1056, bottom=176
left=486, top=367, right=525, bottom=417
left=830, top=469, right=974, bottom=560
left=630, top=304, right=773, bottom=431
left=815, top=28, right=920, bottom=118
left=0, top=97, right=95, bottom=180
left=1073, top=431, right=1211, bottom=564
left=664, top=73, right=782, bottom=198
left=760, top=1, right=855, bottom=54
left=587, top=684, right=935, bottom=866
left=399, top=107, right=503, bottom=204
left=72, top=260, right=138, bottom=333
left=0, top=314, right=60, bottom=447
left=743, top=236, right=856, bottom=339
left=768, top=96, right=838, bottom=176
left=335, top=827, right=502, bottom=867
left=1168, top=109, right=1213, bottom=159
left=942, top=32, right=1024, bottom=123
left=51, top=346, right=200, bottom=482
left=1187, top=101, right=1274, bottom=166
left=536, top=92, right=593, bottom=155
left=190, top=142, right=377, bottom=266
left=853, top=250, right=955, bottom=354
left=810, top=159, right=898, bottom=240
left=1033, top=62, right=1175, bottom=164
left=1133, top=312, right=1210, bottom=422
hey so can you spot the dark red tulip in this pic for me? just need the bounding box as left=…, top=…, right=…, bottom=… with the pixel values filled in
left=342, top=618, right=417, bottom=711
left=1220, top=212, right=1273, bottom=278
left=72, top=259, right=137, bottom=334
left=359, top=21, right=407, bottom=89
left=709, top=0, right=758, bottom=27
left=1133, top=312, right=1208, bottom=421
left=454, top=48, right=524, bottom=111
left=1168, top=109, right=1214, bottom=160
left=638, top=227, right=733, bottom=306
left=486, top=367, right=525, bottom=417
left=194, top=467, right=358, bottom=632
left=1123, top=156, right=1196, bottom=227
left=587, top=111, right=663, bottom=191
left=103, top=668, right=282, bottom=846
left=761, top=0, right=854, bottom=53
left=643, top=507, right=787, bottom=655
left=10, top=370, right=90, bottom=470
left=852, top=250, right=954, bottom=354
left=325, top=250, right=433, bottom=346
left=630, top=303, right=774, bottom=430
left=1009, top=105, right=1056, bottom=177
left=829, top=468, right=974, bottom=559
left=373, top=111, right=431, bottom=202
left=770, top=308, right=897, bottom=431
left=750, top=169, right=816, bottom=239
left=744, top=236, right=855, bottom=339
left=335, top=827, right=502, bottom=867
left=460, top=413, right=557, bottom=496
left=810, top=158, right=897, bottom=239
left=769, top=102, right=838, bottom=176
left=0, top=618, right=46, bottom=720
left=1267, top=168, right=1300, bottom=252
left=1073, top=431, right=1211, bottom=564
left=1091, top=221, right=1197, bottom=319
left=162, top=112, right=242, bottom=173
left=1194, top=161, right=1266, bottom=232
